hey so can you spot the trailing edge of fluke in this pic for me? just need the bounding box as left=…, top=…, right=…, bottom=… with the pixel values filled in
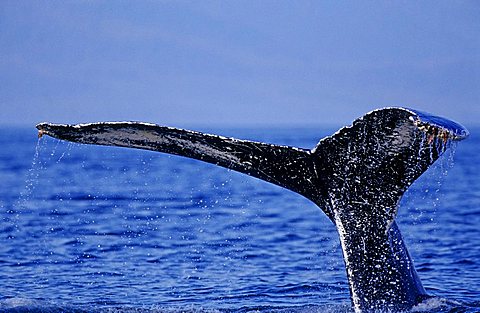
left=36, top=107, right=469, bottom=313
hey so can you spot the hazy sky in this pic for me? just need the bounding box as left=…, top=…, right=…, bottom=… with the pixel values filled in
left=1, top=1, right=479, bottom=128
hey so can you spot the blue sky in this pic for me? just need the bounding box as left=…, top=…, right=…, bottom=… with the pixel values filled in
left=1, top=1, right=479, bottom=128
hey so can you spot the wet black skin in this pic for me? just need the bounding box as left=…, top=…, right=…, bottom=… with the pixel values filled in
left=36, top=108, right=468, bottom=312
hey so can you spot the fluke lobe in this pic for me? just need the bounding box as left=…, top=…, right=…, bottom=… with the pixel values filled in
left=36, top=107, right=469, bottom=312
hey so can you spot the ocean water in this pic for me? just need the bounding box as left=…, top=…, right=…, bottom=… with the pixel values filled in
left=0, top=126, right=479, bottom=313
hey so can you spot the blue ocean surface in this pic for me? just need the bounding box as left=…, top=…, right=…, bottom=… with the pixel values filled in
left=0, top=126, right=479, bottom=313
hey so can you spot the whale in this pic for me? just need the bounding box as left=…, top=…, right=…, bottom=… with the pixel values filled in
left=36, top=107, right=469, bottom=312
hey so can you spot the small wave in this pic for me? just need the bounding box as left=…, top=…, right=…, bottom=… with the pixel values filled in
left=412, top=296, right=480, bottom=313
left=0, top=299, right=353, bottom=313
left=0, top=298, right=87, bottom=313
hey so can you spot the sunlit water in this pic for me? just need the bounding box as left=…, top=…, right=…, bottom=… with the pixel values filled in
left=0, top=127, right=479, bottom=313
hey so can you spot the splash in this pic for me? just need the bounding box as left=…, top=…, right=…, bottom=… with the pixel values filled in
left=413, top=143, right=456, bottom=220
left=16, top=136, right=46, bottom=209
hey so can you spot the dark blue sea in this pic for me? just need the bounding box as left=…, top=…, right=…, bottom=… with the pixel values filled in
left=0, top=126, right=479, bottom=313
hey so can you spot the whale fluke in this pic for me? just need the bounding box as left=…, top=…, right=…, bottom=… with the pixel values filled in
left=36, top=107, right=468, bottom=312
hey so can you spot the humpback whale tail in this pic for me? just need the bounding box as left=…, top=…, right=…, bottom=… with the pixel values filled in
left=36, top=107, right=468, bottom=313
